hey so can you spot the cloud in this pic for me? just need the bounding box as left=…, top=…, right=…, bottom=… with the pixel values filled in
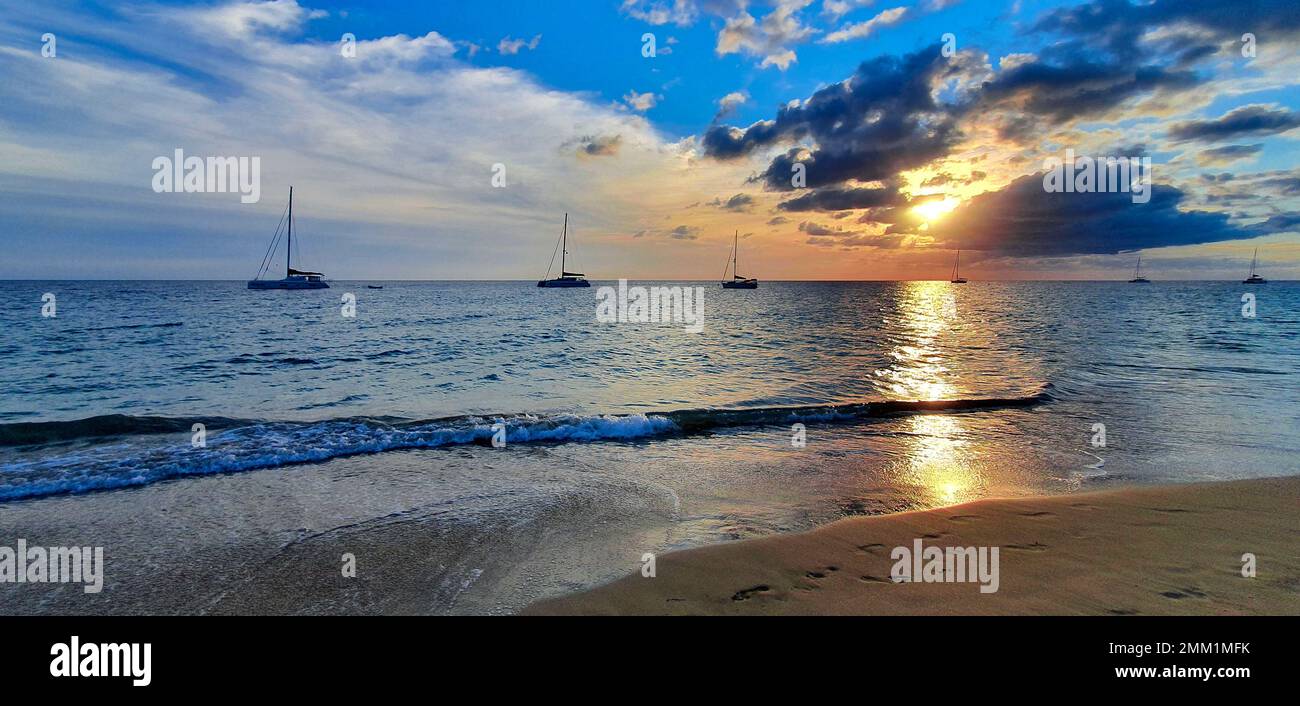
left=779, top=184, right=905, bottom=211
left=716, top=0, right=816, bottom=71
left=571, top=134, right=623, bottom=157
left=714, top=90, right=749, bottom=120
left=978, top=59, right=1198, bottom=126
left=1167, top=105, right=1300, bottom=143
left=930, top=173, right=1290, bottom=256
left=619, top=0, right=701, bottom=26
left=186, top=0, right=327, bottom=37
left=709, top=193, right=755, bottom=211
left=706, top=43, right=966, bottom=194
left=670, top=224, right=701, bottom=239
left=801, top=219, right=906, bottom=249
left=799, top=220, right=852, bottom=236
left=1195, top=144, right=1262, bottom=167
left=497, top=34, right=541, bottom=55
left=623, top=90, right=659, bottom=111
left=822, top=6, right=911, bottom=44
left=0, top=0, right=748, bottom=279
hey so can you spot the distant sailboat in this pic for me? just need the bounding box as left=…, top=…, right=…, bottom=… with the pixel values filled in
left=721, top=230, right=758, bottom=289
left=1243, top=248, right=1267, bottom=284
left=950, top=250, right=967, bottom=283
left=1128, top=255, right=1150, bottom=283
left=247, top=187, right=329, bottom=290
left=537, top=213, right=590, bottom=287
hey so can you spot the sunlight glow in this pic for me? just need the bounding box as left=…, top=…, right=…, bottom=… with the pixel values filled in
left=912, top=197, right=960, bottom=222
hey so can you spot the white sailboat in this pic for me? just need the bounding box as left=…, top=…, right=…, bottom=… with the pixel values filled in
left=537, top=213, right=590, bottom=287
left=247, top=187, right=329, bottom=290
left=1243, top=248, right=1267, bottom=284
left=721, top=230, right=757, bottom=289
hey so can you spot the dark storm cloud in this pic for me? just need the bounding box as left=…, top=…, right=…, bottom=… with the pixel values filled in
left=1168, top=105, right=1300, bottom=143
left=696, top=0, right=1298, bottom=260
left=704, top=43, right=965, bottom=191
left=1034, top=0, right=1300, bottom=47
left=978, top=61, right=1197, bottom=124
left=929, top=173, right=1293, bottom=256
left=776, top=184, right=906, bottom=212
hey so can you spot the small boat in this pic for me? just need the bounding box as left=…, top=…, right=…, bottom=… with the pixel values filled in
left=950, top=249, right=967, bottom=283
left=1128, top=255, right=1150, bottom=283
left=720, top=230, right=757, bottom=289
left=1243, top=248, right=1267, bottom=284
left=247, top=186, right=329, bottom=290
left=537, top=213, right=590, bottom=287
left=366, top=285, right=384, bottom=289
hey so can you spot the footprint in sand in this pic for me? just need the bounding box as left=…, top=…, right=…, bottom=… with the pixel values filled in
left=731, top=585, right=771, bottom=601
left=948, top=514, right=982, bottom=522
left=1005, top=542, right=1049, bottom=552
left=1159, top=586, right=1208, bottom=600
left=1019, top=511, right=1055, bottom=518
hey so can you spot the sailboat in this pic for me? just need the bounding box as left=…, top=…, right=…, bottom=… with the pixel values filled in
left=247, top=187, right=329, bottom=290
left=1243, top=248, right=1267, bottom=284
left=950, top=250, right=967, bottom=283
left=1128, top=255, right=1150, bottom=283
left=721, top=230, right=757, bottom=289
left=537, top=213, right=590, bottom=287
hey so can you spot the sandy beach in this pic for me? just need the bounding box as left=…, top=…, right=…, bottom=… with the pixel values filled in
left=527, top=476, right=1300, bottom=615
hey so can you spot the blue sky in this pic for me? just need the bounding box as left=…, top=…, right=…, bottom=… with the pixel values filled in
left=1, top=0, right=1298, bottom=279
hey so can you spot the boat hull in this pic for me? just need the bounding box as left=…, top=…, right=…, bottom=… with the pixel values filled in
left=247, top=279, right=330, bottom=290
left=537, top=278, right=590, bottom=288
left=722, top=280, right=758, bottom=289
left=1243, top=278, right=1267, bottom=284
left=1128, top=278, right=1150, bottom=283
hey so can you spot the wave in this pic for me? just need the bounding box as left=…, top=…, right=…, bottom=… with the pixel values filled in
left=0, top=388, right=1051, bottom=501
left=0, top=414, right=244, bottom=447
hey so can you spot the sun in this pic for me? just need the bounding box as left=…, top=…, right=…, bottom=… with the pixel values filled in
left=912, top=197, right=960, bottom=222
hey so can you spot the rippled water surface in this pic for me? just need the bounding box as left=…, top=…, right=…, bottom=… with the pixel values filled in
left=2, top=280, right=1297, bottom=613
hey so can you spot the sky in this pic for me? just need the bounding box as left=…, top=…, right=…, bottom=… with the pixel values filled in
left=1, top=0, right=1298, bottom=280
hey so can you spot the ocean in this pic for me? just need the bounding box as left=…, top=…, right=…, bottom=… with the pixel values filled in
left=2, top=280, right=1297, bottom=613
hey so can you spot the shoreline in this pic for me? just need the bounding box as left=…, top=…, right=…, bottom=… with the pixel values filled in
left=525, top=476, right=1300, bottom=615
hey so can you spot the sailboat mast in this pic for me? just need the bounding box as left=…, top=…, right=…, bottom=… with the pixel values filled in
left=561, top=213, right=568, bottom=274
left=733, top=230, right=739, bottom=276
left=1251, top=248, right=1258, bottom=275
left=286, top=186, right=293, bottom=277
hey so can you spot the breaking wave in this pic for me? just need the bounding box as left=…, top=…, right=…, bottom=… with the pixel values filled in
left=0, top=387, right=1051, bottom=501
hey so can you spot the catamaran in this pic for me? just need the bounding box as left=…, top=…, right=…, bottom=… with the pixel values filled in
left=537, top=213, right=590, bottom=287
left=1128, top=255, right=1150, bottom=283
left=1243, top=248, right=1267, bottom=284
left=247, top=187, right=329, bottom=289
left=950, top=250, right=967, bottom=283
left=721, top=230, right=757, bottom=289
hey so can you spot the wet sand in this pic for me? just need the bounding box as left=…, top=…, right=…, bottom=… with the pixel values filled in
left=527, top=476, right=1300, bottom=615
